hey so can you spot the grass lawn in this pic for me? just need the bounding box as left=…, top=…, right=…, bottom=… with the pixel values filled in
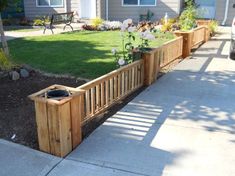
left=9, top=30, right=174, bottom=79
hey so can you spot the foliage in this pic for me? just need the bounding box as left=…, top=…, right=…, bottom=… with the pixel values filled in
left=102, top=21, right=122, bottom=30
left=160, top=18, right=177, bottom=32
left=208, top=20, right=218, bottom=35
left=139, top=10, right=154, bottom=21
left=0, top=0, right=21, bottom=12
left=179, top=0, right=198, bottom=31
left=137, top=21, right=157, bottom=32
left=112, top=19, right=156, bottom=67
left=33, top=16, right=50, bottom=26
left=112, top=19, right=136, bottom=66
left=0, top=49, right=12, bottom=70
left=91, top=18, right=103, bottom=28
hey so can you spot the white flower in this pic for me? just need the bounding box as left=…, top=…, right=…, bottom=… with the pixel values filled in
left=139, top=30, right=155, bottom=40
left=139, top=32, right=145, bottom=39
left=128, top=26, right=136, bottom=32
left=145, top=33, right=155, bottom=40
left=120, top=24, right=128, bottom=32
left=118, top=58, right=126, bottom=66
left=111, top=48, right=117, bottom=55
left=123, top=19, right=132, bottom=26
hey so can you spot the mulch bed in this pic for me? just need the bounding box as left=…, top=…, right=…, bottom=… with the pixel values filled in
left=0, top=71, right=145, bottom=150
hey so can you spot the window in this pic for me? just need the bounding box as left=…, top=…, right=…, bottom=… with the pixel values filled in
left=123, top=0, right=156, bottom=6
left=37, top=0, right=63, bottom=7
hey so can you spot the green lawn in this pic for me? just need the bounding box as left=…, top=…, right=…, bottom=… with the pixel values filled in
left=9, top=31, right=174, bottom=79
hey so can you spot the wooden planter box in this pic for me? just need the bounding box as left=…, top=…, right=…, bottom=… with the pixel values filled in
left=29, top=85, right=84, bottom=157
left=174, top=26, right=208, bottom=58
left=141, top=36, right=183, bottom=85
left=196, top=19, right=211, bottom=26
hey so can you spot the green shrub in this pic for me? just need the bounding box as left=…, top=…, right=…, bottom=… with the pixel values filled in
left=179, top=0, right=198, bottom=31
left=160, top=18, right=177, bottom=32
left=91, top=18, right=103, bottom=28
left=208, top=20, right=218, bottom=34
left=0, top=49, right=12, bottom=71
left=33, top=16, right=50, bottom=26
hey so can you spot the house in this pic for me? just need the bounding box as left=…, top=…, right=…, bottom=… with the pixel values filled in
left=23, top=0, right=184, bottom=22
left=23, top=0, right=235, bottom=25
left=195, top=0, right=235, bottom=25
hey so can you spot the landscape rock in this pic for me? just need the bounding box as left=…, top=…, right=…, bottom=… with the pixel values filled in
left=11, top=71, right=20, bottom=81
left=20, top=68, right=30, bottom=78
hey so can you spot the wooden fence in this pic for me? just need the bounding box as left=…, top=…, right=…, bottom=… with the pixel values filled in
left=174, top=26, right=209, bottom=58
left=142, top=36, right=183, bottom=85
left=77, top=60, right=145, bottom=125
left=192, top=26, right=206, bottom=47
left=30, top=31, right=212, bottom=157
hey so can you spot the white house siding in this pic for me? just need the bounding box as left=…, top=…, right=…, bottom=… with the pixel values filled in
left=107, top=0, right=182, bottom=22
left=24, top=0, right=66, bottom=19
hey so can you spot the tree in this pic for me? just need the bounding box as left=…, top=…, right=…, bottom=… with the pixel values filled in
left=0, top=0, right=20, bottom=57
left=0, top=0, right=10, bottom=56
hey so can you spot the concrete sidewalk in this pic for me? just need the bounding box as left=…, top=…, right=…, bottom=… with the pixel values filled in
left=0, top=139, right=62, bottom=176
left=1, top=27, right=235, bottom=176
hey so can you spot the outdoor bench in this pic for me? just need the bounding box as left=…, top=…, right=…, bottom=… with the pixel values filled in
left=43, top=12, right=74, bottom=34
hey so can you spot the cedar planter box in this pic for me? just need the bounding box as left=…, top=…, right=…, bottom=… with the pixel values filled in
left=29, top=85, right=84, bottom=157
left=174, top=26, right=208, bottom=58
left=140, top=36, right=183, bottom=85
left=196, top=19, right=212, bottom=26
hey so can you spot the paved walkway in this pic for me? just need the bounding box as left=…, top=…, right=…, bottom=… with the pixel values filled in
left=1, top=27, right=235, bottom=176
left=2, top=23, right=84, bottom=41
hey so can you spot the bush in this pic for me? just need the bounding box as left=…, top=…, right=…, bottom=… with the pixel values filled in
left=91, top=18, right=103, bottom=28
left=208, top=20, right=218, bottom=35
left=2, top=19, right=12, bottom=26
left=19, top=17, right=29, bottom=26
left=160, top=18, right=177, bottom=32
left=33, top=16, right=50, bottom=26
left=103, top=21, right=122, bottom=30
left=0, top=49, right=12, bottom=71
left=179, top=0, right=198, bottom=31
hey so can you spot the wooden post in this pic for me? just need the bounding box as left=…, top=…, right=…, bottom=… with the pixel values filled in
left=29, top=85, right=85, bottom=157
left=174, top=30, right=193, bottom=58
left=204, top=26, right=211, bottom=42
left=142, top=51, right=160, bottom=86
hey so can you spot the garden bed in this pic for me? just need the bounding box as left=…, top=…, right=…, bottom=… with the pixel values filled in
left=0, top=71, right=144, bottom=150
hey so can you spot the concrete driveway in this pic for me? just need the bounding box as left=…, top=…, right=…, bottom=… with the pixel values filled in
left=48, top=27, right=235, bottom=176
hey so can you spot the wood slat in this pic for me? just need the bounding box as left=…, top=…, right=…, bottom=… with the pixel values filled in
left=100, top=82, right=104, bottom=107
left=96, top=85, right=100, bottom=111
left=58, top=102, right=72, bottom=157
left=85, top=90, right=90, bottom=117
left=34, top=101, right=50, bottom=153
left=91, top=88, right=95, bottom=115
left=109, top=78, right=114, bottom=103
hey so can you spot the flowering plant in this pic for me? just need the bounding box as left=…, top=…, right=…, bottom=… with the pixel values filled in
left=138, top=30, right=155, bottom=52
left=112, top=19, right=156, bottom=67
left=112, top=19, right=136, bottom=67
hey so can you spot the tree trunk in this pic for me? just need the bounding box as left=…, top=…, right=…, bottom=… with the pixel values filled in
left=0, top=13, right=9, bottom=56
